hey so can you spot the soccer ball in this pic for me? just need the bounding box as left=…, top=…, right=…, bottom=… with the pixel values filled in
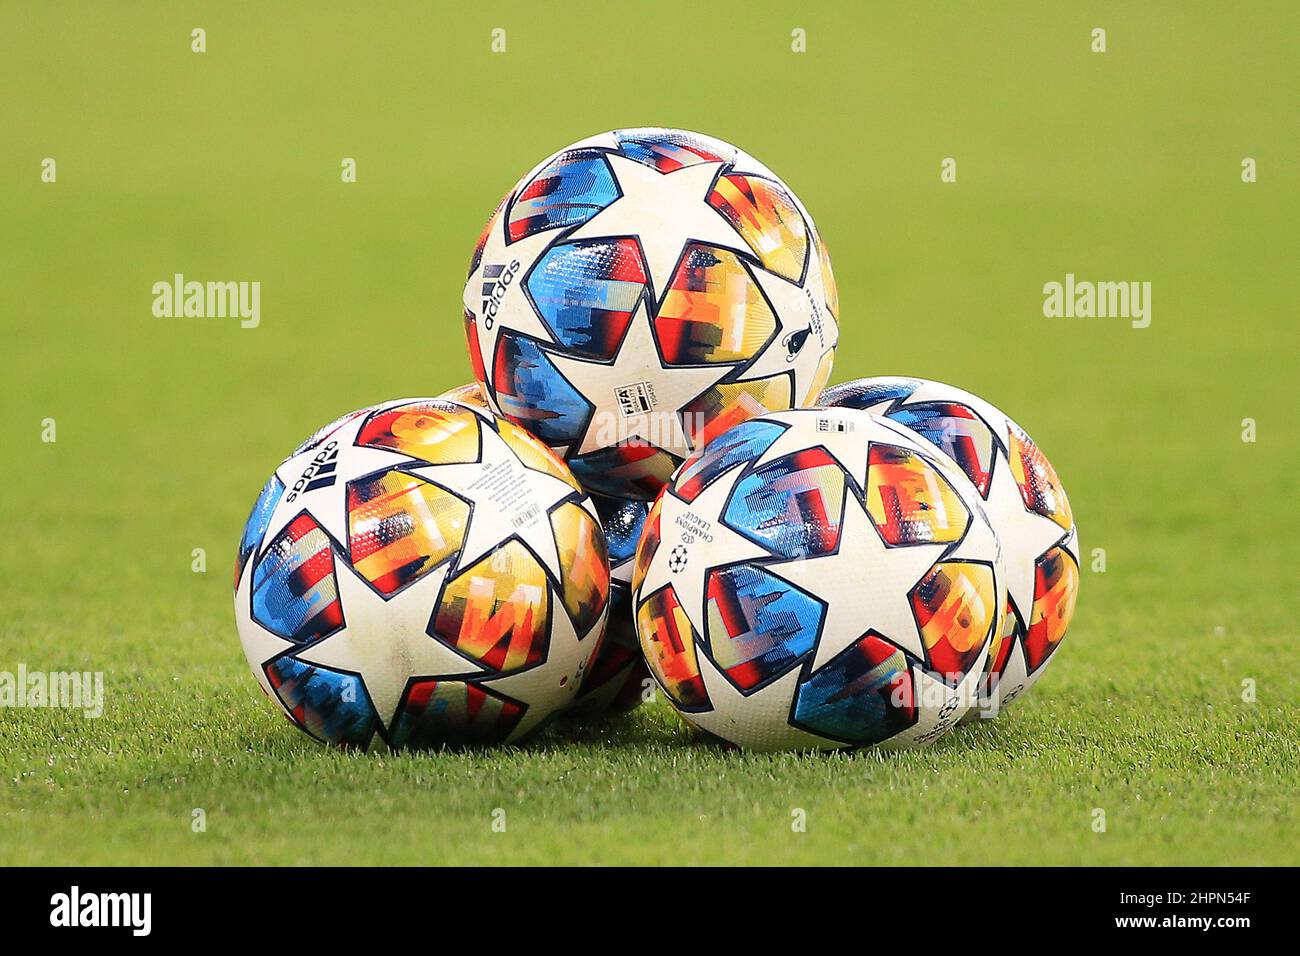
left=232, top=397, right=610, bottom=748
left=631, top=407, right=1008, bottom=751
left=817, top=377, right=1079, bottom=713
left=569, top=494, right=652, bottom=714
left=462, top=127, right=840, bottom=501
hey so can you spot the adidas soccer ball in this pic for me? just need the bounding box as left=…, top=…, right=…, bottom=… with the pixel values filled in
left=232, top=397, right=610, bottom=748
left=569, top=494, right=652, bottom=714
left=462, top=127, right=840, bottom=501
left=817, top=378, right=1079, bottom=714
left=631, top=407, right=1008, bottom=751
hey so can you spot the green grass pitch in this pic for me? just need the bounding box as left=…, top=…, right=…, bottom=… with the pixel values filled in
left=2, top=2, right=1297, bottom=865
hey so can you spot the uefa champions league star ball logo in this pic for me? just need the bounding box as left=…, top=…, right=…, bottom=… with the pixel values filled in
left=668, top=544, right=689, bottom=573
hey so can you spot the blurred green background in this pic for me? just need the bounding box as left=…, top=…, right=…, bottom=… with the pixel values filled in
left=1, top=1, right=1296, bottom=864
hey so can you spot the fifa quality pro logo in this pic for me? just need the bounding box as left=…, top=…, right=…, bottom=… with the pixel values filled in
left=480, top=259, right=521, bottom=329
left=614, top=381, right=657, bottom=417
left=284, top=441, right=339, bottom=503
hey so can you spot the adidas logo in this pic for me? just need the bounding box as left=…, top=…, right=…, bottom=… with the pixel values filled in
left=285, top=441, right=339, bottom=502
left=479, top=259, right=521, bottom=329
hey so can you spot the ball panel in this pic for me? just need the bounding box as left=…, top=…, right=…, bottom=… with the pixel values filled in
left=910, top=561, right=998, bottom=684
left=721, top=447, right=847, bottom=559
left=888, top=402, right=996, bottom=497
left=864, top=444, right=970, bottom=546
left=569, top=443, right=678, bottom=500
left=596, top=494, right=648, bottom=570
left=463, top=310, right=487, bottom=385
left=431, top=541, right=550, bottom=675
left=706, top=174, right=809, bottom=283
left=704, top=563, right=822, bottom=693
left=468, top=191, right=510, bottom=279
left=986, top=598, right=1019, bottom=684
left=805, top=349, right=835, bottom=406
left=1008, top=425, right=1074, bottom=530
left=251, top=513, right=344, bottom=644
left=791, top=631, right=917, bottom=747
left=815, top=376, right=922, bottom=412
left=636, top=585, right=710, bottom=711
left=264, top=655, right=378, bottom=749
left=437, top=381, right=489, bottom=409
left=507, top=149, right=619, bottom=242
left=551, top=501, right=610, bottom=638
left=346, top=471, right=467, bottom=595
left=356, top=401, right=481, bottom=465
left=815, top=233, right=839, bottom=320
left=630, top=495, right=663, bottom=594
left=388, top=679, right=526, bottom=748
left=655, top=245, right=777, bottom=366
left=1024, top=546, right=1079, bottom=673
left=525, top=238, right=647, bottom=360
left=614, top=128, right=735, bottom=171
left=236, top=474, right=284, bottom=587
left=491, top=333, right=592, bottom=446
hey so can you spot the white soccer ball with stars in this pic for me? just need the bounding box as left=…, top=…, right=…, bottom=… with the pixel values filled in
left=462, top=127, right=840, bottom=501
left=232, top=397, right=610, bottom=748
left=817, top=377, right=1080, bottom=714
left=632, top=407, right=1008, bottom=751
